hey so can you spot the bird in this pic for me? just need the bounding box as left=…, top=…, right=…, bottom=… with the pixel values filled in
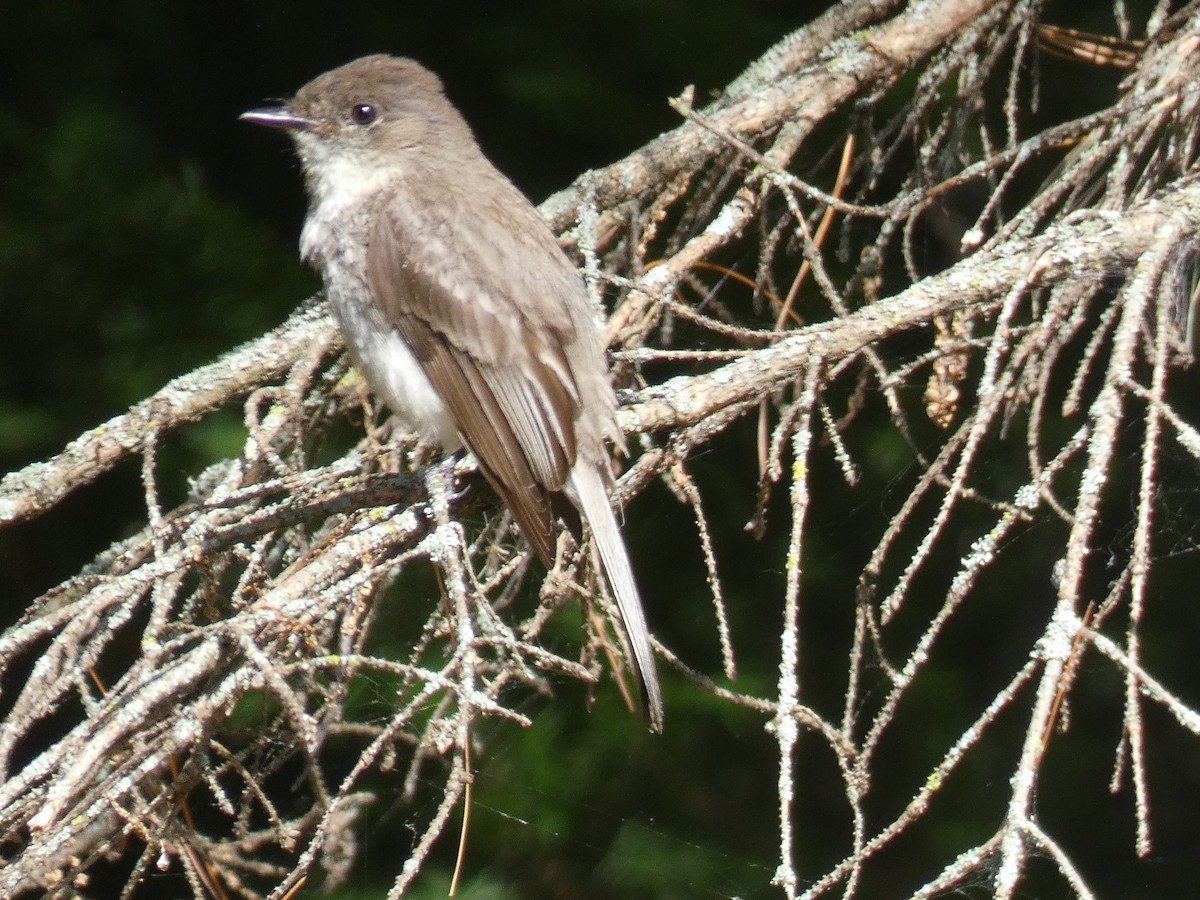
left=241, top=54, right=663, bottom=731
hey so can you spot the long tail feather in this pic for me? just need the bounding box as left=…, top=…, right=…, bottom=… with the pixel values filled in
left=569, top=463, right=663, bottom=732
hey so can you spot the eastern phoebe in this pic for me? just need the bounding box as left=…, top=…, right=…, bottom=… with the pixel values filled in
left=241, top=55, right=662, bottom=731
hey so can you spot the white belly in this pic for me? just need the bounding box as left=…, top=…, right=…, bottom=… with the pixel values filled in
left=300, top=180, right=461, bottom=450
left=333, top=298, right=460, bottom=450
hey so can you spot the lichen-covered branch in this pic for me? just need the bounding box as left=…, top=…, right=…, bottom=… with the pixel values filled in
left=6, top=0, right=1200, bottom=897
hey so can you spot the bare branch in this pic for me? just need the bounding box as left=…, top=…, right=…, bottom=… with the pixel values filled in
left=8, top=0, right=1200, bottom=896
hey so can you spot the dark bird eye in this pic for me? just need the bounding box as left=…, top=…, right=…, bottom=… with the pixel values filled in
left=350, top=103, right=376, bottom=125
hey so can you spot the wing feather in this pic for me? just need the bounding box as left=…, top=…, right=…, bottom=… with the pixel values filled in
left=365, top=174, right=591, bottom=563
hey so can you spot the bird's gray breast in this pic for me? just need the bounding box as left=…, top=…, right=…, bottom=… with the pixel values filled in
left=302, top=196, right=460, bottom=448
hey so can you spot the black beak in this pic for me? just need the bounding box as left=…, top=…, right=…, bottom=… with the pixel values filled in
left=239, top=106, right=314, bottom=131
